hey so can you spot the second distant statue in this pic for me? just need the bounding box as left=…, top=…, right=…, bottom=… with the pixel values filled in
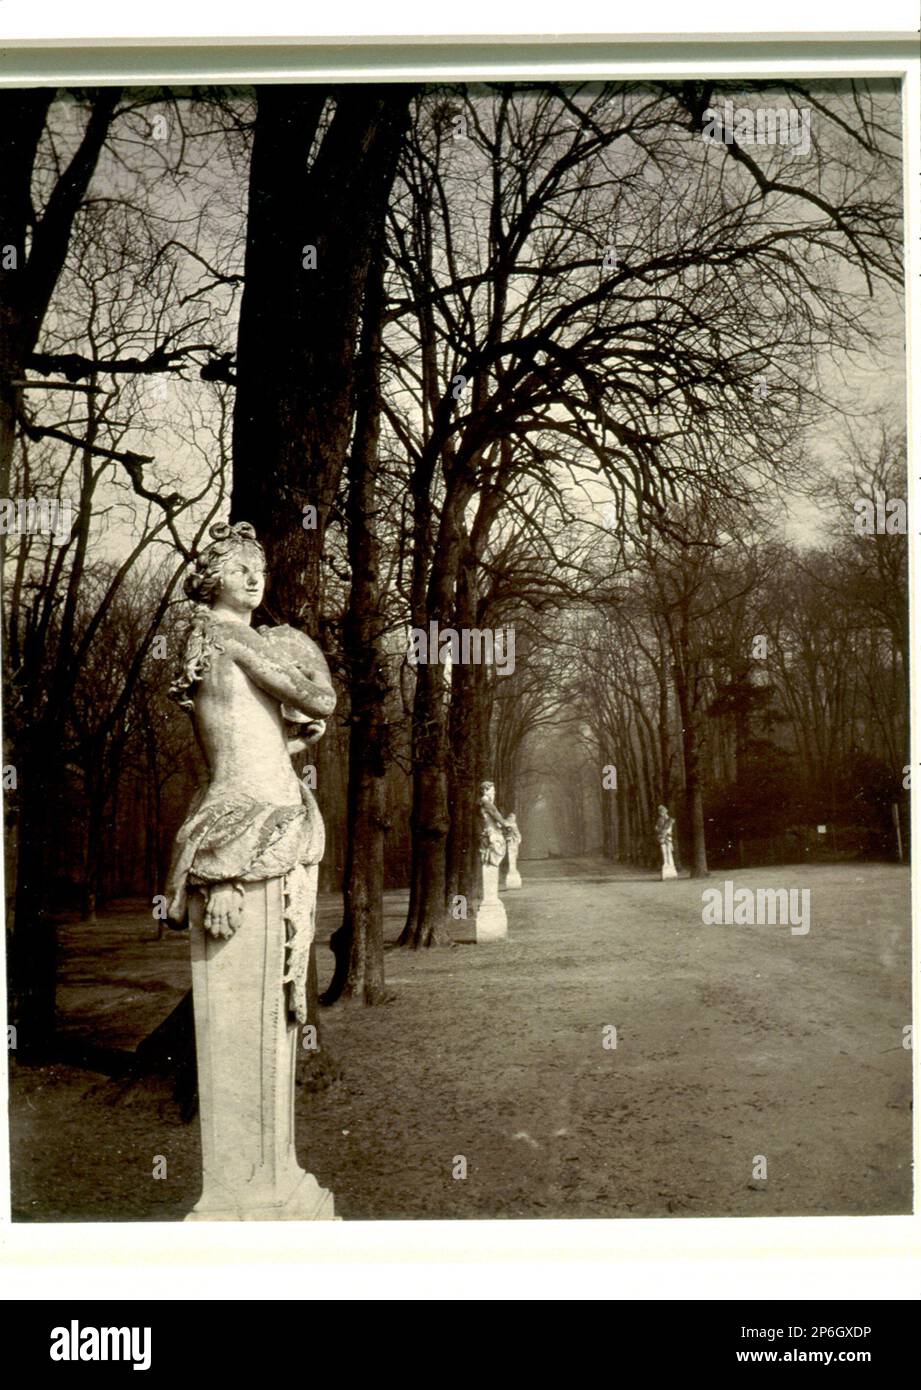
left=476, top=780, right=511, bottom=940
left=504, top=813, right=523, bottom=889
left=656, top=804, right=678, bottom=880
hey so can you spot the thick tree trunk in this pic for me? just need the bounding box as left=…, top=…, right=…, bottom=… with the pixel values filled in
left=446, top=667, right=491, bottom=913
left=323, top=246, right=389, bottom=1005
left=230, top=84, right=411, bottom=631
left=675, top=679, right=709, bottom=878
left=400, top=463, right=479, bottom=947
left=1, top=90, right=119, bottom=503
left=447, top=672, right=488, bottom=911
left=229, top=84, right=411, bottom=1027
left=657, top=639, right=672, bottom=805
left=0, top=90, right=54, bottom=503
left=445, top=555, right=490, bottom=911
left=398, top=667, right=450, bottom=948
left=229, top=86, right=326, bottom=622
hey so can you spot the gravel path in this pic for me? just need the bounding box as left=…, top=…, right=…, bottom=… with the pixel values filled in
left=9, top=860, right=912, bottom=1221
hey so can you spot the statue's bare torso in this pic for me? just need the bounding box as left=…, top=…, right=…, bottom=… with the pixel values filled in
left=193, top=631, right=303, bottom=807
left=167, top=615, right=336, bottom=935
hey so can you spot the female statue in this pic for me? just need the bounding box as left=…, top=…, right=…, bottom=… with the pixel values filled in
left=478, top=780, right=512, bottom=866
left=503, top=812, right=523, bottom=889
left=165, top=521, right=336, bottom=1219
left=655, top=804, right=678, bottom=880
left=476, top=780, right=512, bottom=940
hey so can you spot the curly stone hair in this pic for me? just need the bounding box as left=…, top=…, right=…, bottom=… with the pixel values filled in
left=170, top=522, right=265, bottom=709
left=183, top=520, right=265, bottom=604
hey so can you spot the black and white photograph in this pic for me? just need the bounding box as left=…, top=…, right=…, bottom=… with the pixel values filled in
left=1, top=43, right=913, bottom=1234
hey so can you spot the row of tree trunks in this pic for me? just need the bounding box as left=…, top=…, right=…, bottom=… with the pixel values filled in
left=445, top=660, right=491, bottom=913
left=399, top=467, right=478, bottom=947
left=401, top=435, right=514, bottom=943
left=3, top=90, right=124, bottom=1056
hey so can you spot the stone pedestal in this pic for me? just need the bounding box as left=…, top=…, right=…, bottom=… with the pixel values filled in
left=505, top=841, right=522, bottom=889
left=476, top=863, right=508, bottom=941
left=661, top=840, right=677, bottom=880
left=185, top=873, right=334, bottom=1221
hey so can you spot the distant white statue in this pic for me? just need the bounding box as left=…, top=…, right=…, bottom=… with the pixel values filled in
left=504, top=812, right=522, bottom=889
left=656, top=804, right=677, bottom=880
left=476, top=780, right=510, bottom=940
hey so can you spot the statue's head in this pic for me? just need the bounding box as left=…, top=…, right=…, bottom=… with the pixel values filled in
left=658, top=804, right=669, bottom=817
left=480, top=780, right=496, bottom=802
left=185, top=521, right=266, bottom=613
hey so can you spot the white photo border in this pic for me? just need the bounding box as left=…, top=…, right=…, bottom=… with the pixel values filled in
left=0, top=10, right=918, bottom=1302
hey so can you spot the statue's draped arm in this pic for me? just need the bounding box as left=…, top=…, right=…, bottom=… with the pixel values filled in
left=217, top=623, right=336, bottom=719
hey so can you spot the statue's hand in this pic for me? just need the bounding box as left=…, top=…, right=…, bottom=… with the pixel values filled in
left=285, top=718, right=326, bottom=755
left=300, top=717, right=326, bottom=744
left=203, top=881, right=244, bottom=939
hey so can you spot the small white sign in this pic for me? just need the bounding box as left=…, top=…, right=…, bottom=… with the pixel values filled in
left=817, top=824, right=826, bottom=834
